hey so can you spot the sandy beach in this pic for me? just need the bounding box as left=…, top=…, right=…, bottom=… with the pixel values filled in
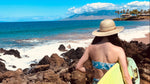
left=133, top=33, right=150, bottom=44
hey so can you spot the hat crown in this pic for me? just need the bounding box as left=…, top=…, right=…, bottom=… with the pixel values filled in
left=100, top=19, right=116, bottom=32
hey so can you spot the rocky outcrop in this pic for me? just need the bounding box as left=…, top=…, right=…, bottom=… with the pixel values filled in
left=0, top=48, right=6, bottom=53
left=62, top=47, right=85, bottom=59
left=0, top=69, right=23, bottom=83
left=0, top=61, right=7, bottom=73
left=49, top=54, right=67, bottom=72
left=38, top=55, right=50, bottom=65
left=71, top=70, right=86, bottom=84
left=58, top=44, right=66, bottom=51
left=120, top=41, right=150, bottom=84
left=4, top=49, right=21, bottom=58
left=0, top=41, right=149, bottom=84
left=29, top=64, right=50, bottom=73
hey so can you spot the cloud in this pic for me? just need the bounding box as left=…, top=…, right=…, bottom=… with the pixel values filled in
left=68, top=2, right=116, bottom=14
left=68, top=1, right=150, bottom=14
left=123, top=1, right=150, bottom=10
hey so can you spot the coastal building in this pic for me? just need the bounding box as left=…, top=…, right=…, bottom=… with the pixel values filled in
left=138, top=14, right=150, bottom=16
left=121, top=14, right=132, bottom=18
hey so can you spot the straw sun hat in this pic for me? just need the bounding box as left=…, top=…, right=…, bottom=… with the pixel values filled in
left=92, top=19, right=124, bottom=36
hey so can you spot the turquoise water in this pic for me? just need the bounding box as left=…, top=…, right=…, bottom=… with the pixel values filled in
left=0, top=20, right=149, bottom=48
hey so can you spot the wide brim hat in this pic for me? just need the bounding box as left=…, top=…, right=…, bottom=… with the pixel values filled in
left=92, top=19, right=124, bottom=36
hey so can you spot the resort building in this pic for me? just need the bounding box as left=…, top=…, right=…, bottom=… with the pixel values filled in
left=138, top=13, right=150, bottom=16
left=121, top=14, right=132, bottom=18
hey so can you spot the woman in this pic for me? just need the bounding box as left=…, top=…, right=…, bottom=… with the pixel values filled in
left=76, top=19, right=132, bottom=84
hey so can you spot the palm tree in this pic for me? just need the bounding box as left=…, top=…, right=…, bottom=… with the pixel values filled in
left=144, top=10, right=147, bottom=14
left=123, top=9, right=125, bottom=14
left=132, top=9, right=138, bottom=16
left=140, top=9, right=143, bottom=15
left=129, top=9, right=138, bottom=16
left=120, top=11, right=123, bottom=14
left=130, top=11, right=135, bottom=16
left=147, top=9, right=150, bottom=13
left=126, top=9, right=129, bottom=14
left=115, top=10, right=120, bottom=18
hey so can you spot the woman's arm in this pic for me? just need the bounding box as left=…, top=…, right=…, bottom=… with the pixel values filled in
left=76, top=47, right=90, bottom=72
left=118, top=48, right=132, bottom=84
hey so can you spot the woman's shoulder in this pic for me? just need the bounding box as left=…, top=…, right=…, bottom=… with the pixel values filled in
left=89, top=42, right=124, bottom=51
left=103, top=42, right=125, bottom=53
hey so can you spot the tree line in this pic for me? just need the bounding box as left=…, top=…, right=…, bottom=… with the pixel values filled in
left=115, top=9, right=150, bottom=18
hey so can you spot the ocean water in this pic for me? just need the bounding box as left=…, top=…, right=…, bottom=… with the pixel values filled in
left=0, top=20, right=149, bottom=48
left=0, top=20, right=149, bottom=70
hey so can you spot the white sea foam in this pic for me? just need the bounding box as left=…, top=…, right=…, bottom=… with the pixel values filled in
left=0, top=25, right=149, bottom=71
left=0, top=39, right=92, bottom=71
left=16, top=38, right=42, bottom=43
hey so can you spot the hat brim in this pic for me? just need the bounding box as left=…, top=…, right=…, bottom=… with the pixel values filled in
left=92, top=26, right=124, bottom=36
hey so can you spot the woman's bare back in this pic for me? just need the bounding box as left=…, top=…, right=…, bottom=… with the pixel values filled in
left=89, top=42, right=122, bottom=79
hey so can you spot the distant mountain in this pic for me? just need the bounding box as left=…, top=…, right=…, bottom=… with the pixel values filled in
left=63, top=10, right=117, bottom=20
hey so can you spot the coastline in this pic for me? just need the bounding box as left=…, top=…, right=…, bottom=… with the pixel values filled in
left=113, top=16, right=150, bottom=21
left=0, top=33, right=150, bottom=84
left=0, top=24, right=149, bottom=71
left=133, top=33, right=150, bottom=44
left=0, top=21, right=150, bottom=83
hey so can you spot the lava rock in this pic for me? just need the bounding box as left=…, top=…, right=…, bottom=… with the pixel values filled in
left=62, top=47, right=85, bottom=59
left=58, top=44, right=66, bottom=51
left=71, top=70, right=86, bottom=84
left=23, top=68, right=30, bottom=74
left=0, top=72, right=3, bottom=82
left=2, top=76, right=23, bottom=84
left=43, top=69, right=67, bottom=84
left=43, top=69, right=59, bottom=82
left=62, top=49, right=76, bottom=59
left=75, top=47, right=85, bottom=59
left=49, top=54, right=67, bottom=72
left=0, top=61, right=7, bottom=72
left=0, top=48, right=6, bottom=53
left=29, top=64, right=50, bottom=73
left=8, top=65, right=16, bottom=68
left=4, top=49, right=21, bottom=58
left=38, top=55, right=50, bottom=65
left=60, top=73, right=71, bottom=82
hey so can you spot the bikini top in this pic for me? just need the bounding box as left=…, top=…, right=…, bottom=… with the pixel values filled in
left=92, top=60, right=115, bottom=70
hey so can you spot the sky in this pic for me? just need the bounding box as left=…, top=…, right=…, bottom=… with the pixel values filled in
left=0, top=0, right=149, bottom=22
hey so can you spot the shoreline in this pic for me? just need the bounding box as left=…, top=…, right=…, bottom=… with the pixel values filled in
left=0, top=24, right=149, bottom=71
left=113, top=16, right=150, bottom=21
left=0, top=33, right=150, bottom=84
left=133, top=33, right=150, bottom=44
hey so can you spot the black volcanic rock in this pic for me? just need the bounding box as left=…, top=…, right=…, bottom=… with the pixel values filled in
left=58, top=44, right=66, bottom=51
left=49, top=54, right=67, bottom=72
left=29, top=64, right=50, bottom=73
left=0, top=61, right=7, bottom=72
left=0, top=40, right=149, bottom=84
left=62, top=49, right=76, bottom=59
left=38, top=55, right=50, bottom=65
left=75, top=47, right=85, bottom=59
left=143, top=45, right=150, bottom=58
left=71, top=70, right=86, bottom=84
left=0, top=58, right=5, bottom=62
left=62, top=47, right=85, bottom=59
left=4, top=49, right=21, bottom=58
left=0, top=48, right=6, bottom=53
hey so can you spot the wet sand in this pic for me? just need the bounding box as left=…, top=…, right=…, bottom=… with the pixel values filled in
left=133, top=33, right=150, bottom=44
